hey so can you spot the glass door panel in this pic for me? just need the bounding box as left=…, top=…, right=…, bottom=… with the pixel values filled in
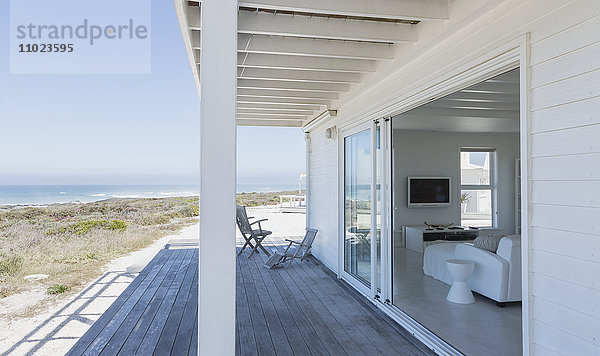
left=344, top=129, right=371, bottom=286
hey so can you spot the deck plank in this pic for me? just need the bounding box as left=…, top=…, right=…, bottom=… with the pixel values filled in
left=79, top=250, right=176, bottom=356
left=115, top=251, right=188, bottom=355
left=66, top=249, right=171, bottom=356
left=153, top=249, right=198, bottom=355
left=237, top=251, right=278, bottom=356
left=187, top=310, right=198, bottom=356
left=235, top=254, right=259, bottom=356
left=264, top=242, right=378, bottom=355
left=297, top=255, right=430, bottom=355
left=99, top=250, right=187, bottom=356
left=136, top=248, right=196, bottom=355
left=263, top=243, right=371, bottom=355
left=247, top=250, right=311, bottom=356
left=250, top=249, right=331, bottom=355
left=294, top=255, right=413, bottom=355
left=290, top=253, right=399, bottom=354
left=171, top=254, right=199, bottom=356
left=244, top=254, right=295, bottom=355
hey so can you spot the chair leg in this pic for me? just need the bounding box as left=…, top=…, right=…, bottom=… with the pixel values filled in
left=248, top=240, right=260, bottom=258
left=300, top=248, right=311, bottom=261
left=247, top=235, right=271, bottom=258
left=257, top=238, right=271, bottom=256
left=237, top=238, right=255, bottom=255
left=286, top=257, right=296, bottom=268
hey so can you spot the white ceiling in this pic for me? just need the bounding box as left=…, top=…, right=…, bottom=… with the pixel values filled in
left=178, top=0, right=451, bottom=127
left=392, top=69, right=520, bottom=133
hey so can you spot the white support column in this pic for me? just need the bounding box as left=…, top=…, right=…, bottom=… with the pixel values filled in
left=199, top=0, right=237, bottom=355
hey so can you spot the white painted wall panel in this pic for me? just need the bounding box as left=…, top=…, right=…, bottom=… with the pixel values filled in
left=532, top=296, right=600, bottom=347
left=531, top=204, right=600, bottom=236
left=531, top=181, right=600, bottom=208
left=531, top=154, right=600, bottom=181
left=531, top=40, right=600, bottom=89
left=531, top=69, right=600, bottom=111
left=530, top=124, right=600, bottom=157
left=307, top=123, right=338, bottom=272
left=531, top=227, right=599, bottom=263
left=530, top=14, right=600, bottom=65
left=528, top=9, right=600, bottom=347
left=532, top=320, right=599, bottom=355
left=531, top=343, right=561, bottom=356
left=531, top=96, right=600, bottom=133
left=532, top=273, right=600, bottom=320
left=531, top=250, right=600, bottom=291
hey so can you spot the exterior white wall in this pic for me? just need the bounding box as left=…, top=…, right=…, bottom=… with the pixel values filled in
left=306, top=124, right=338, bottom=272
left=528, top=10, right=600, bottom=355
left=392, top=132, right=520, bottom=244
left=306, top=0, right=600, bottom=353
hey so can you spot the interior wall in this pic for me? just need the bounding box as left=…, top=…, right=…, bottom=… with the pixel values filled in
left=392, top=130, right=520, bottom=244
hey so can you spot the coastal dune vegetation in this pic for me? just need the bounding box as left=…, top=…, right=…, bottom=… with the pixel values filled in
left=0, top=191, right=293, bottom=303
left=0, top=197, right=199, bottom=300
left=236, top=190, right=298, bottom=207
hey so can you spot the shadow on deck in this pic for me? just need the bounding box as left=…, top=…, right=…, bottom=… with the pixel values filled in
left=67, top=247, right=198, bottom=356
left=67, top=236, right=433, bottom=355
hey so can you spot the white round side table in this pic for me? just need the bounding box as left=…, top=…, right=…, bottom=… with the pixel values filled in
left=446, top=259, right=475, bottom=304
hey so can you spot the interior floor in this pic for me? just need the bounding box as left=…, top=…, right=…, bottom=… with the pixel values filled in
left=393, top=246, right=522, bottom=356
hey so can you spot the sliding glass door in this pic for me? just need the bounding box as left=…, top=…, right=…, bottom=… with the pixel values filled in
left=344, top=129, right=372, bottom=286
left=342, top=120, right=390, bottom=296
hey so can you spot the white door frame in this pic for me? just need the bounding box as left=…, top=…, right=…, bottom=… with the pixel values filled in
left=371, top=119, right=391, bottom=301
left=336, top=35, right=531, bottom=356
left=338, top=120, right=375, bottom=297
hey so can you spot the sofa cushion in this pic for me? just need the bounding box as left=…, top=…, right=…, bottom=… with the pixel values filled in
left=473, top=234, right=504, bottom=253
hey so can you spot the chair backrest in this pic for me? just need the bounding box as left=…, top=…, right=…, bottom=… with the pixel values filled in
left=297, top=228, right=318, bottom=257
left=236, top=206, right=253, bottom=234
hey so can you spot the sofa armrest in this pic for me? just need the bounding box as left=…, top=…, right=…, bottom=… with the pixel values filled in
left=497, top=235, right=522, bottom=301
left=454, top=243, right=510, bottom=302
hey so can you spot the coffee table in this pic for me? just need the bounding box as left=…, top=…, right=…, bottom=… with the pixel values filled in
left=446, top=259, right=475, bottom=304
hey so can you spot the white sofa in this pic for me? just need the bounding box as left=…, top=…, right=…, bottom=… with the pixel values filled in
left=454, top=235, right=522, bottom=304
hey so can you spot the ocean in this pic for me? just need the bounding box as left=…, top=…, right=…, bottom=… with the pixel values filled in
left=0, top=184, right=303, bottom=206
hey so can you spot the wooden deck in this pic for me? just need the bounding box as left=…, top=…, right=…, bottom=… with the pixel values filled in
left=68, top=236, right=433, bottom=355
left=237, top=235, right=434, bottom=356
left=67, top=247, right=198, bottom=356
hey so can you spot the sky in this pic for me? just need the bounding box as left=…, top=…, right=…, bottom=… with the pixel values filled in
left=0, top=0, right=305, bottom=186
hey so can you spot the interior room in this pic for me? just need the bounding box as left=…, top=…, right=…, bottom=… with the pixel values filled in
left=390, top=69, right=523, bottom=355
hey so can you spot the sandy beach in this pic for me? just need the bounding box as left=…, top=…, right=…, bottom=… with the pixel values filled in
left=0, top=206, right=304, bottom=355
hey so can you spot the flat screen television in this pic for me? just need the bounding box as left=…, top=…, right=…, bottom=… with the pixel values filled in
left=408, top=177, right=451, bottom=207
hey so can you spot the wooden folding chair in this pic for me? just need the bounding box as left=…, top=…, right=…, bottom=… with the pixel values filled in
left=264, top=228, right=318, bottom=268
left=236, top=206, right=272, bottom=258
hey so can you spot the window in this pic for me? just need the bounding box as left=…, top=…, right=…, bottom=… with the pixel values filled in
left=460, top=148, right=496, bottom=227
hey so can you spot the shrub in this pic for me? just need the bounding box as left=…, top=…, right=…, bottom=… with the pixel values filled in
left=171, top=205, right=199, bottom=218
left=54, top=219, right=127, bottom=235
left=108, top=220, right=127, bottom=231
left=48, top=284, right=70, bottom=295
left=0, top=252, right=23, bottom=276
left=138, top=215, right=171, bottom=226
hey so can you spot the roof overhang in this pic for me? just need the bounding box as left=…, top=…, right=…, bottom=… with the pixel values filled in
left=175, top=0, right=450, bottom=127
